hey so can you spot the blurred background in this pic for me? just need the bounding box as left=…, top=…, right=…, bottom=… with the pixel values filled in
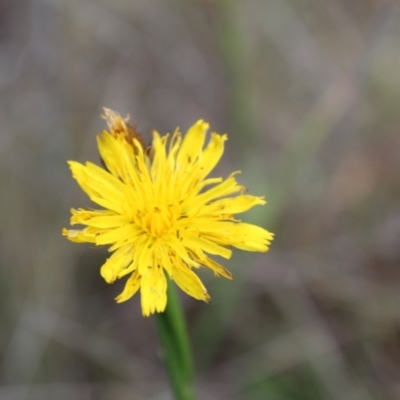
left=1, top=0, right=400, bottom=399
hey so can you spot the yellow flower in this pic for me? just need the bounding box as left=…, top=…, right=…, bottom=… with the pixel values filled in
left=63, top=109, right=273, bottom=316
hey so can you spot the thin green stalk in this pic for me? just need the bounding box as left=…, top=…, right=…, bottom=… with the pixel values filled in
left=155, top=280, right=196, bottom=400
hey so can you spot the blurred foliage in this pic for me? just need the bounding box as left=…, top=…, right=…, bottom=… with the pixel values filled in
left=1, top=0, right=400, bottom=399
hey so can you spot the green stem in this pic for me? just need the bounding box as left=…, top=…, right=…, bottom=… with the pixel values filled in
left=154, top=280, right=196, bottom=400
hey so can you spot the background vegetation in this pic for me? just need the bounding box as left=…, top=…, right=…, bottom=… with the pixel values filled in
left=1, top=1, right=400, bottom=399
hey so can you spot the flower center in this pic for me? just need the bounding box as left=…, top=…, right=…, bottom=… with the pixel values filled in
left=142, top=204, right=174, bottom=237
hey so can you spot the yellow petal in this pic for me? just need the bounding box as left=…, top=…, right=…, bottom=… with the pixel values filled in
left=182, top=236, right=232, bottom=259
left=62, top=227, right=97, bottom=243
left=115, top=270, right=141, bottom=303
left=68, top=161, right=98, bottom=199
left=205, top=195, right=266, bottom=215
left=68, top=161, right=127, bottom=213
left=150, top=131, right=168, bottom=178
left=100, top=245, right=133, bottom=283
left=95, top=224, right=141, bottom=246
left=201, top=257, right=233, bottom=280
left=136, top=237, right=155, bottom=276
left=190, top=176, right=244, bottom=209
left=167, top=130, right=182, bottom=169
left=166, top=236, right=200, bottom=268
left=176, top=120, right=208, bottom=168
left=71, top=208, right=130, bottom=229
left=84, top=162, right=126, bottom=197
left=70, top=208, right=115, bottom=223
left=198, top=133, right=227, bottom=179
left=140, top=266, right=167, bottom=316
left=97, top=131, right=135, bottom=181
left=171, top=263, right=210, bottom=302
left=230, top=223, right=274, bottom=252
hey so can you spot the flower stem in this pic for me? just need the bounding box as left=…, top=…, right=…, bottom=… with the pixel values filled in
left=154, top=280, right=196, bottom=400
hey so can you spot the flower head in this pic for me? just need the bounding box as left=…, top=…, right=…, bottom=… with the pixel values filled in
left=63, top=109, right=273, bottom=316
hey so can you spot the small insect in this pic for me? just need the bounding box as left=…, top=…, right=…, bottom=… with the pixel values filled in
left=100, top=108, right=152, bottom=169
